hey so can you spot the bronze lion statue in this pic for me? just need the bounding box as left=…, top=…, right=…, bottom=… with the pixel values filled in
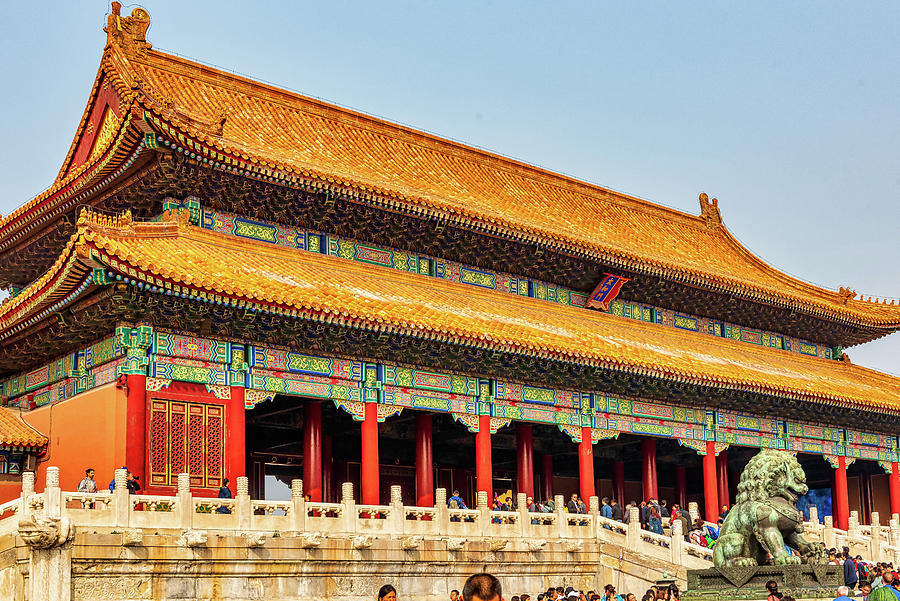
left=713, top=449, right=826, bottom=567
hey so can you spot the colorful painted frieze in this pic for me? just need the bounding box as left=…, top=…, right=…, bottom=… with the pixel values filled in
left=248, top=346, right=363, bottom=381
left=494, top=381, right=580, bottom=409
left=152, top=331, right=230, bottom=363
left=382, top=366, right=478, bottom=396
left=249, top=369, right=361, bottom=402
left=150, top=355, right=228, bottom=386
left=381, top=385, right=475, bottom=414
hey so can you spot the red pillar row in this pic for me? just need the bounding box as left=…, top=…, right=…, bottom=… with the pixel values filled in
left=516, top=423, right=534, bottom=499
left=361, top=403, right=380, bottom=505
left=578, top=426, right=595, bottom=503
left=702, top=441, right=719, bottom=523
left=415, top=413, right=433, bottom=507
left=641, top=438, right=658, bottom=501
left=890, top=462, right=900, bottom=519
left=125, top=374, right=147, bottom=481
left=322, top=435, right=333, bottom=502
left=303, top=401, right=323, bottom=502
left=834, top=456, right=850, bottom=531
left=227, top=386, right=246, bottom=479
left=613, top=460, right=625, bottom=505
left=476, top=415, right=492, bottom=497
left=716, top=450, right=729, bottom=509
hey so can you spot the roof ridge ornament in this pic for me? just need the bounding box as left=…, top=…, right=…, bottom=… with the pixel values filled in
left=838, top=287, right=857, bottom=305
left=105, top=2, right=151, bottom=58
left=699, top=192, right=723, bottom=229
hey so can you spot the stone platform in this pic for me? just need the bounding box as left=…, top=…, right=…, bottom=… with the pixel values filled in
left=683, top=564, right=842, bottom=601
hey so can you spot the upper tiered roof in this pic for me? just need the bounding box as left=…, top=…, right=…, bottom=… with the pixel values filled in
left=0, top=4, right=897, bottom=346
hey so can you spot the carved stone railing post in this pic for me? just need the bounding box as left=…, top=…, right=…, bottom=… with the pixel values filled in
left=19, top=471, right=35, bottom=517
left=113, top=468, right=129, bottom=528
left=670, top=514, right=684, bottom=564
left=588, top=495, right=599, bottom=538
left=823, top=515, right=835, bottom=548
left=390, top=485, right=404, bottom=534
left=871, top=512, right=882, bottom=558
left=808, top=506, right=819, bottom=529
left=890, top=516, right=900, bottom=547
left=19, top=468, right=74, bottom=601
left=342, top=482, right=356, bottom=533
left=688, top=501, right=699, bottom=523
left=177, top=473, right=192, bottom=530
left=236, top=476, right=251, bottom=530
left=626, top=506, right=640, bottom=549
left=435, top=488, right=449, bottom=532
left=290, top=479, right=305, bottom=532
left=45, top=467, right=61, bottom=518
left=517, top=492, right=528, bottom=538
left=848, top=510, right=859, bottom=537
left=477, top=491, right=490, bottom=536
left=554, top=495, right=566, bottom=539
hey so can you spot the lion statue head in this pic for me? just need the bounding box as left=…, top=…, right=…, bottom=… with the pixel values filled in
left=735, top=449, right=809, bottom=504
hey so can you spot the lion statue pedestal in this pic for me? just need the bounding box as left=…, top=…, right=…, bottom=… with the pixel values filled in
left=683, top=450, right=839, bottom=601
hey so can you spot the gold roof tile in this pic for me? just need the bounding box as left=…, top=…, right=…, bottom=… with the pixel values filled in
left=0, top=408, right=48, bottom=448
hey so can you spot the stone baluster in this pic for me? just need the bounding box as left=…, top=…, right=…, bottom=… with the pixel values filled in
left=890, top=516, right=900, bottom=548
left=848, top=510, right=859, bottom=537
left=626, top=506, right=640, bottom=549
left=20, top=471, right=35, bottom=517
left=435, top=488, right=450, bottom=533
left=342, top=482, right=356, bottom=533
left=45, top=467, right=61, bottom=519
left=808, top=506, right=819, bottom=532
left=870, top=512, right=882, bottom=558
left=517, top=492, right=528, bottom=538
left=477, top=491, right=490, bottom=536
left=670, top=514, right=684, bottom=564
left=588, top=495, right=599, bottom=538
left=554, top=494, right=566, bottom=539
left=390, top=485, right=404, bottom=533
left=236, top=476, right=251, bottom=530
left=291, top=479, right=305, bottom=532
left=113, top=468, right=129, bottom=528
left=177, top=473, right=192, bottom=530
left=823, top=515, right=836, bottom=548
left=688, top=501, right=699, bottom=523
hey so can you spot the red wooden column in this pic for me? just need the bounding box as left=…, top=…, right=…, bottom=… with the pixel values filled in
left=716, top=449, right=729, bottom=508
left=613, top=460, right=625, bottom=504
left=578, top=426, right=595, bottom=502
left=861, top=472, right=872, bottom=525
left=361, top=402, right=380, bottom=505
left=641, top=439, right=658, bottom=500
left=125, top=374, right=147, bottom=480
left=415, top=413, right=434, bottom=507
left=303, top=401, right=323, bottom=502
left=675, top=465, right=687, bottom=509
left=890, top=462, right=900, bottom=519
left=516, top=423, right=534, bottom=499
left=834, top=456, right=850, bottom=531
left=541, top=454, right=553, bottom=502
left=322, top=435, right=333, bottom=502
left=476, top=415, right=492, bottom=497
left=702, top=441, right=719, bottom=523
left=227, top=386, right=246, bottom=478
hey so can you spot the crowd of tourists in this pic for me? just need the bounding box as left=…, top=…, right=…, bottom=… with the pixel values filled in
left=376, top=574, right=681, bottom=601
left=824, top=545, right=900, bottom=600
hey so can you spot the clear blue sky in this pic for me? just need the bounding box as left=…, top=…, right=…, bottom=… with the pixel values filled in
left=1, top=2, right=898, bottom=374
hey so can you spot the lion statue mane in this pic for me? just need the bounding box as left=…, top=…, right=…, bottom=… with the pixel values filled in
left=713, top=449, right=826, bottom=567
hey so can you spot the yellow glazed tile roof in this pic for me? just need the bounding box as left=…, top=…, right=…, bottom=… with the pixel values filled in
left=0, top=408, right=48, bottom=448
left=15, top=212, right=889, bottom=414
left=1, top=12, right=898, bottom=331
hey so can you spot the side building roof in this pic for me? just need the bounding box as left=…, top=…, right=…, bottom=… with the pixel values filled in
left=0, top=408, right=48, bottom=450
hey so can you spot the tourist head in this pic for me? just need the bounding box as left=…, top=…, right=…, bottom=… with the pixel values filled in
left=666, top=584, right=678, bottom=600
left=625, top=595, right=636, bottom=601
left=463, top=573, right=502, bottom=601
left=611, top=499, right=618, bottom=505
left=521, top=595, right=530, bottom=601
left=453, top=490, right=460, bottom=497
left=378, top=584, right=397, bottom=601
left=451, top=590, right=460, bottom=601
left=860, top=582, right=871, bottom=594
left=222, top=478, right=229, bottom=487
left=836, top=586, right=849, bottom=597
left=602, top=496, right=610, bottom=506
left=85, top=468, right=95, bottom=478
left=510, top=596, right=519, bottom=601
left=765, top=580, right=778, bottom=594
left=884, top=571, right=895, bottom=585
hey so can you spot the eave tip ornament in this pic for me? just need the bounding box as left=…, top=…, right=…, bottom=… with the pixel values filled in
left=105, top=2, right=151, bottom=57
left=699, top=192, right=723, bottom=229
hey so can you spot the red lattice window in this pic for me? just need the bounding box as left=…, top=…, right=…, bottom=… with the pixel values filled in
left=146, top=398, right=226, bottom=489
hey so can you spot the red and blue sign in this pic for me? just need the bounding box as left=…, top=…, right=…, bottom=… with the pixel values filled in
left=586, top=273, right=630, bottom=311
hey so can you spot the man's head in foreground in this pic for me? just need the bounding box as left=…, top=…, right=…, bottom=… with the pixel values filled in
left=463, top=573, right=502, bottom=601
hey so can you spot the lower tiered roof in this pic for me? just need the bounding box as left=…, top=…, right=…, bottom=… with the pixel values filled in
left=1, top=210, right=898, bottom=416
left=0, top=408, right=47, bottom=449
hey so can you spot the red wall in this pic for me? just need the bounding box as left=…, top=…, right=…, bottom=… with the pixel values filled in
left=21, top=382, right=126, bottom=495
